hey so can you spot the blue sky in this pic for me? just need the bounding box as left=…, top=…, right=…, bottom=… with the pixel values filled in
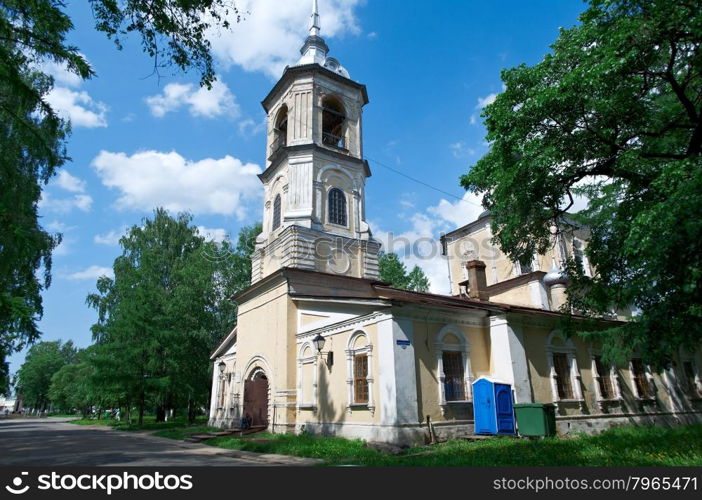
left=8, top=0, right=588, bottom=376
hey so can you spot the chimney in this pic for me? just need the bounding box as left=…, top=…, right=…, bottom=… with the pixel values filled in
left=465, top=260, right=488, bottom=300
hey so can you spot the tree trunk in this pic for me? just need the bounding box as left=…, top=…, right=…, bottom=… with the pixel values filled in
left=188, top=399, right=196, bottom=424
left=138, top=393, right=145, bottom=426
left=156, top=404, right=166, bottom=422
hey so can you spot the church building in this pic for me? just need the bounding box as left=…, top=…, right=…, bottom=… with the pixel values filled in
left=209, top=2, right=702, bottom=443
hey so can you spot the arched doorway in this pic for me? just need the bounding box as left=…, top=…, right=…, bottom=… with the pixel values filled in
left=243, top=370, right=269, bottom=427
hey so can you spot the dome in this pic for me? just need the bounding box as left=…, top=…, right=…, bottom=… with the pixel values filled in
left=323, top=57, right=350, bottom=78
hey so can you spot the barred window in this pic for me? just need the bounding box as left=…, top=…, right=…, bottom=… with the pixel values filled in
left=553, top=352, right=574, bottom=399
left=328, top=188, right=347, bottom=226
left=594, top=355, right=615, bottom=400
left=442, top=351, right=466, bottom=401
left=354, top=354, right=368, bottom=404
left=272, top=195, right=281, bottom=230
left=631, top=358, right=653, bottom=399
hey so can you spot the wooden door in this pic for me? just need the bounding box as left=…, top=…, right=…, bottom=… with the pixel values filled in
left=243, top=373, right=269, bottom=427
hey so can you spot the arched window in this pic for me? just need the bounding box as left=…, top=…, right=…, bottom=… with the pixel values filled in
left=328, top=188, right=347, bottom=226
left=274, top=105, right=288, bottom=150
left=272, top=195, right=282, bottom=230
left=296, top=343, right=318, bottom=411
left=322, top=96, right=345, bottom=148
left=345, top=331, right=374, bottom=414
left=435, top=325, right=473, bottom=413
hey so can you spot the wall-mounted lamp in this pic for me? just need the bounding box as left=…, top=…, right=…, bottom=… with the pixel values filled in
left=218, top=361, right=226, bottom=377
left=313, top=334, right=334, bottom=369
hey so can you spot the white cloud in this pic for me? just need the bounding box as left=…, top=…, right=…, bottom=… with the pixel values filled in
left=45, top=220, right=74, bottom=232
left=91, top=150, right=262, bottom=217
left=45, top=87, right=108, bottom=128
left=39, top=59, right=84, bottom=88
left=197, top=226, right=230, bottom=243
left=477, top=92, right=498, bottom=108
left=449, top=141, right=476, bottom=159
left=40, top=192, right=93, bottom=214
left=94, top=228, right=127, bottom=246
left=37, top=55, right=108, bottom=128
left=209, top=0, right=362, bottom=78
left=369, top=192, right=486, bottom=294
left=54, top=170, right=87, bottom=193
left=428, top=191, right=485, bottom=229
left=145, top=80, right=239, bottom=119
left=67, top=265, right=114, bottom=280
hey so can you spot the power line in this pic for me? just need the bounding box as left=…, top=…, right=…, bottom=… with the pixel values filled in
left=365, top=155, right=483, bottom=208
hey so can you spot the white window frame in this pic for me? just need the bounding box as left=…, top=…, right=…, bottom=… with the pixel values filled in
left=546, top=330, right=584, bottom=410
left=296, top=343, right=318, bottom=412
left=435, top=324, right=473, bottom=416
left=589, top=349, right=622, bottom=411
left=345, top=330, right=374, bottom=415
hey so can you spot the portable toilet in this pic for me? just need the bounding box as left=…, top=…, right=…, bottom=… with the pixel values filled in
left=472, top=377, right=516, bottom=435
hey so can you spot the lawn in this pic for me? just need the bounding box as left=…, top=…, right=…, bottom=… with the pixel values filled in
left=203, top=425, right=702, bottom=466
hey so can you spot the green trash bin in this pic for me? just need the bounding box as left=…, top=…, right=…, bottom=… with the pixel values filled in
left=513, top=403, right=556, bottom=437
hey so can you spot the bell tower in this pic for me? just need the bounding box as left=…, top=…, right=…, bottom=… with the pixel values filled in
left=251, top=0, right=380, bottom=284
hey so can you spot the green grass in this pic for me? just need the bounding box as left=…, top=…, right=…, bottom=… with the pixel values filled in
left=204, top=425, right=702, bottom=466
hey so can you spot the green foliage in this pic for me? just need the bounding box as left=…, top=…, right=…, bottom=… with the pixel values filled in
left=460, top=0, right=702, bottom=367
left=206, top=425, right=702, bottom=466
left=85, top=209, right=259, bottom=423
left=88, top=0, right=239, bottom=88
left=15, top=340, right=78, bottom=410
left=0, top=0, right=238, bottom=394
left=378, top=252, right=431, bottom=292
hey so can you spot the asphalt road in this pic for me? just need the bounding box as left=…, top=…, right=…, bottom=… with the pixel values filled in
left=0, top=418, right=315, bottom=466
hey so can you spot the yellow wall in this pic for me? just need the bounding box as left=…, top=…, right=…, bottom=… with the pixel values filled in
left=297, top=322, right=382, bottom=426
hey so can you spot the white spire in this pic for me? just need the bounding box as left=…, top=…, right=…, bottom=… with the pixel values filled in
left=310, top=0, right=321, bottom=36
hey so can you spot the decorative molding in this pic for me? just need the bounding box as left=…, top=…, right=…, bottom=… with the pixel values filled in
left=345, top=329, right=375, bottom=416
left=434, top=324, right=473, bottom=415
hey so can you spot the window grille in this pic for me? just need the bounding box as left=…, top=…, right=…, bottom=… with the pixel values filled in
left=272, top=195, right=281, bottom=230
left=328, top=188, right=347, bottom=226
left=354, top=354, right=368, bottom=403
left=442, top=351, right=466, bottom=401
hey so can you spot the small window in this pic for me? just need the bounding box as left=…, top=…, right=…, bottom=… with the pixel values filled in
left=631, top=358, right=653, bottom=399
left=322, top=97, right=345, bottom=148
left=353, top=354, right=368, bottom=404
left=442, top=351, right=466, bottom=401
left=272, top=195, right=282, bottom=230
left=553, top=352, right=574, bottom=399
left=594, top=355, right=615, bottom=400
left=328, top=188, right=347, bottom=226
left=683, top=361, right=700, bottom=397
